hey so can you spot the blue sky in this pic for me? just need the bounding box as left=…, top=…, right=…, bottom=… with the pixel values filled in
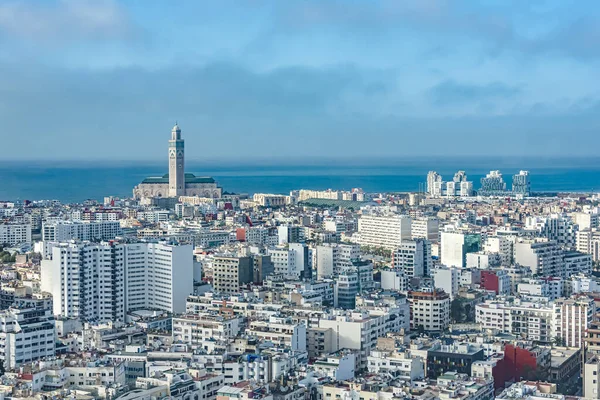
left=1, top=0, right=600, bottom=160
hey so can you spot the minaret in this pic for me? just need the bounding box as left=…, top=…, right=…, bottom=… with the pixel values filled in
left=168, top=123, right=185, bottom=197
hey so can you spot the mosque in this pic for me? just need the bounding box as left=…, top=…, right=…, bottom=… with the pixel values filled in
left=132, top=124, right=222, bottom=200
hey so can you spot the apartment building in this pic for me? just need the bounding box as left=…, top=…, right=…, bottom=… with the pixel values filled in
left=407, top=291, right=450, bottom=333
left=41, top=241, right=193, bottom=320
left=0, top=294, right=56, bottom=369
left=440, top=232, right=481, bottom=268
left=432, top=267, right=460, bottom=299
left=315, top=243, right=360, bottom=279
left=514, top=239, right=564, bottom=277
left=318, top=309, right=403, bottom=369
left=212, top=255, right=253, bottom=294
left=551, top=295, right=594, bottom=348
left=42, top=220, right=122, bottom=242
left=367, top=349, right=425, bottom=381
left=0, top=223, right=31, bottom=245
left=358, top=214, right=412, bottom=250
left=411, top=217, right=439, bottom=242
left=392, top=239, right=432, bottom=277
left=268, top=243, right=310, bottom=279
left=172, top=313, right=242, bottom=349
left=247, top=316, right=307, bottom=352
left=475, top=299, right=553, bottom=343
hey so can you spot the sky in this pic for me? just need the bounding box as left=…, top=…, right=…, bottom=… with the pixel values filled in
left=1, top=0, right=600, bottom=161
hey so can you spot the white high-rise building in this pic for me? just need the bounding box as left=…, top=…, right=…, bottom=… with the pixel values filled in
left=576, top=229, right=600, bottom=262
left=42, top=220, right=122, bottom=242
left=358, top=214, right=412, bottom=250
left=433, top=267, right=460, bottom=299
left=0, top=294, right=55, bottom=369
left=407, top=290, right=450, bottom=332
left=315, top=243, right=360, bottom=279
left=526, top=214, right=577, bottom=250
left=392, top=239, right=432, bottom=277
left=427, top=171, right=443, bottom=196
left=484, top=236, right=514, bottom=265
left=0, top=223, right=31, bottom=245
left=411, top=217, right=439, bottom=242
left=514, top=239, right=564, bottom=277
left=551, top=295, right=594, bottom=348
left=573, top=212, right=599, bottom=231
left=440, top=232, right=481, bottom=268
left=269, top=243, right=310, bottom=279
left=41, top=241, right=193, bottom=321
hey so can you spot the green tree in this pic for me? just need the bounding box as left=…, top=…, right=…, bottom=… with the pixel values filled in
left=450, top=298, right=464, bottom=322
left=463, top=304, right=473, bottom=322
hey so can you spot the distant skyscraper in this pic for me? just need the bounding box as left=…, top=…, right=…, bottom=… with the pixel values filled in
left=512, top=170, right=531, bottom=197
left=427, top=171, right=443, bottom=196
left=169, top=123, right=185, bottom=197
left=453, top=171, right=468, bottom=182
left=479, top=170, right=507, bottom=196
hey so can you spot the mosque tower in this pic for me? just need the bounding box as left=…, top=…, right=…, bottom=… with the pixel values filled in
left=168, top=123, right=185, bottom=197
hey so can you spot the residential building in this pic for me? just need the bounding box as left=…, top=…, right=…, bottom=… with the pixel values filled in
left=0, top=294, right=55, bottom=369
left=42, top=220, right=122, bottom=242
left=358, top=214, right=412, bottom=250
left=41, top=241, right=194, bottom=320
left=514, top=239, right=564, bottom=277
left=480, top=270, right=511, bottom=295
left=318, top=309, right=403, bottom=369
left=512, top=171, right=531, bottom=197
left=0, top=223, right=31, bottom=245
left=247, top=316, right=307, bottom=352
left=367, top=349, right=425, bottom=381
left=551, top=295, right=594, bottom=347
left=433, top=267, right=460, bottom=299
left=212, top=255, right=253, bottom=294
left=407, top=290, right=450, bottom=332
left=411, top=217, right=439, bottom=242
left=441, top=232, right=481, bottom=268
left=392, top=239, right=432, bottom=277
left=426, top=342, right=485, bottom=379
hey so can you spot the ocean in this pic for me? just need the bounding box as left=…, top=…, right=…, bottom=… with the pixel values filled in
left=1, top=157, right=600, bottom=203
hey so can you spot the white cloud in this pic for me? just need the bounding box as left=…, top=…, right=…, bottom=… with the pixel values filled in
left=0, top=0, right=131, bottom=42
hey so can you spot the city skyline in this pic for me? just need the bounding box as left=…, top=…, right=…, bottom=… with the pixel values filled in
left=1, top=0, right=600, bottom=159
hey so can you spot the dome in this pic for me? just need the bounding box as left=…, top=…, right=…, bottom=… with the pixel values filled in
left=172, top=123, right=181, bottom=132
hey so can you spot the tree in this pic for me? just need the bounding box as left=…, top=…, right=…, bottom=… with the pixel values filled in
left=416, top=324, right=425, bottom=335
left=450, top=298, right=464, bottom=323
left=553, top=336, right=566, bottom=347
left=463, top=304, right=473, bottom=322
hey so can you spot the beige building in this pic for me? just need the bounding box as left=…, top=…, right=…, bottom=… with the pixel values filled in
left=133, top=124, right=222, bottom=199
left=212, top=255, right=253, bottom=294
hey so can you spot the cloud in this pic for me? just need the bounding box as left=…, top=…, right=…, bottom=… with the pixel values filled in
left=1, top=59, right=599, bottom=160
left=0, top=0, right=131, bottom=42
left=428, top=80, right=522, bottom=106
left=268, top=0, right=600, bottom=61
left=1, top=62, right=395, bottom=119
